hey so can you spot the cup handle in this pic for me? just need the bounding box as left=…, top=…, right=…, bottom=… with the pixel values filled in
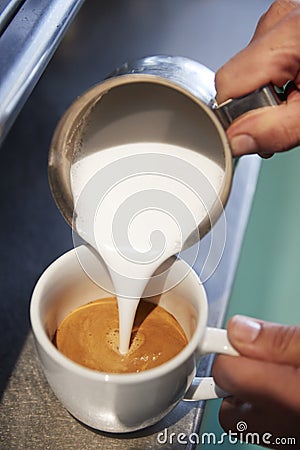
left=184, top=327, right=238, bottom=401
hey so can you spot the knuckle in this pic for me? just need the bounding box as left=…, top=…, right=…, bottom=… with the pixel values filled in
left=257, top=12, right=267, bottom=28
left=271, top=325, right=298, bottom=357
left=270, top=0, right=299, bottom=16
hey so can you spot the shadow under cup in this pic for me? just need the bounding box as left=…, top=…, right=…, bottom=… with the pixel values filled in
left=30, top=245, right=208, bottom=433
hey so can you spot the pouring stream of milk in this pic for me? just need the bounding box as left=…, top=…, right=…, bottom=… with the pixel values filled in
left=71, top=142, right=224, bottom=354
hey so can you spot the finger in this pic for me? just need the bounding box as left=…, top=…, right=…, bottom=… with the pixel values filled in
left=219, top=397, right=300, bottom=446
left=251, top=0, right=300, bottom=42
left=215, top=8, right=300, bottom=103
left=212, top=355, right=300, bottom=412
left=226, top=315, right=300, bottom=365
left=227, top=90, right=300, bottom=156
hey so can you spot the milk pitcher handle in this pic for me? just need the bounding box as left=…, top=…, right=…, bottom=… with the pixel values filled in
left=214, top=84, right=281, bottom=130
left=184, top=327, right=238, bottom=401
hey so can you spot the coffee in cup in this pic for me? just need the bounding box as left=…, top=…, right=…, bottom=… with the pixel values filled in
left=53, top=297, right=188, bottom=373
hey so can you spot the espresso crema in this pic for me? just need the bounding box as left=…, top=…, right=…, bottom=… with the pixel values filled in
left=54, top=297, right=188, bottom=373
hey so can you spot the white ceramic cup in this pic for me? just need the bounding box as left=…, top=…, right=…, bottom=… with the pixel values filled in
left=30, top=245, right=237, bottom=433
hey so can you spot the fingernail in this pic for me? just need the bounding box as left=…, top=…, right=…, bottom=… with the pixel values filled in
left=230, top=134, right=257, bottom=155
left=230, top=315, right=261, bottom=343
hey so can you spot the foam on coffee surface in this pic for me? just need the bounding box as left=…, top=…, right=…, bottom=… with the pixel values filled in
left=54, top=297, right=188, bottom=373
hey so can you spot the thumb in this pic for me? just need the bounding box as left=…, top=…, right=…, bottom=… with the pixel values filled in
left=227, top=315, right=300, bottom=366
left=227, top=90, right=300, bottom=157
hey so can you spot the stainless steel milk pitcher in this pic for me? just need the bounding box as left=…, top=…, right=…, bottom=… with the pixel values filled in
left=48, top=55, right=280, bottom=243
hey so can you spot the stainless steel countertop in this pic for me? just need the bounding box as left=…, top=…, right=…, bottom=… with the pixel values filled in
left=0, top=0, right=272, bottom=448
